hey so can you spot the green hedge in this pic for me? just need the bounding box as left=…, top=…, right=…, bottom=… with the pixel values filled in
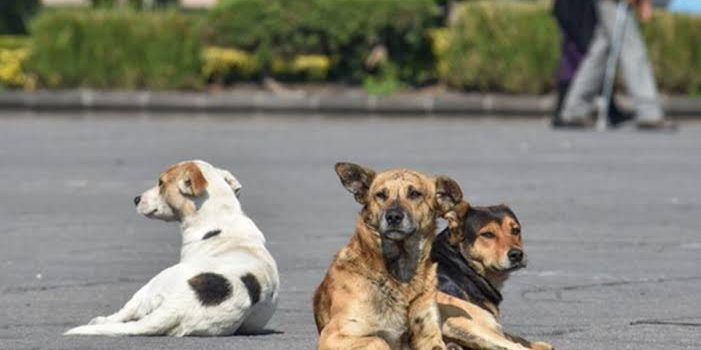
left=18, top=2, right=701, bottom=94
left=440, top=1, right=559, bottom=94
left=29, top=10, right=203, bottom=89
left=207, top=0, right=437, bottom=84
left=0, top=35, right=30, bottom=50
left=0, top=0, right=40, bottom=35
left=441, top=1, right=701, bottom=95
left=644, top=12, right=701, bottom=95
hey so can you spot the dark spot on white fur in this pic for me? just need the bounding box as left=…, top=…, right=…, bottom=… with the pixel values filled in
left=240, top=273, right=261, bottom=305
left=202, top=229, right=222, bottom=240
left=188, top=273, right=231, bottom=306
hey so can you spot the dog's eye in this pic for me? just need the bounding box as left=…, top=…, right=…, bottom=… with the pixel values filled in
left=512, top=227, right=521, bottom=236
left=408, top=190, right=423, bottom=200
left=158, top=179, right=164, bottom=187
left=375, top=191, right=388, bottom=201
left=481, top=232, right=496, bottom=239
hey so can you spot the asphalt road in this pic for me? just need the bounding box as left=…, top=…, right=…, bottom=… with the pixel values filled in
left=1, top=112, right=700, bottom=350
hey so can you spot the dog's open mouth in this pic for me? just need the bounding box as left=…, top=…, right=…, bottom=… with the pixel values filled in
left=145, top=209, right=158, bottom=217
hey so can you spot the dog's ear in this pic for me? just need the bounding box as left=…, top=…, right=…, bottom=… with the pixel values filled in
left=435, top=176, right=463, bottom=214
left=178, top=164, right=208, bottom=197
left=497, top=203, right=519, bottom=224
left=217, top=168, right=242, bottom=197
left=445, top=201, right=470, bottom=245
left=335, top=162, right=376, bottom=204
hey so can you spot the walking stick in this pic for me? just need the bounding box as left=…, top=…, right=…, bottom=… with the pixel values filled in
left=597, top=0, right=630, bottom=131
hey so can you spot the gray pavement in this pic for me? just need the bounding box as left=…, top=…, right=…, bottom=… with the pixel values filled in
left=0, top=112, right=700, bottom=350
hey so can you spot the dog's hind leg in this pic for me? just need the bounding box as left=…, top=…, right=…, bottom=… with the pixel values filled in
left=87, top=265, right=181, bottom=326
left=64, top=304, right=180, bottom=336
left=88, top=285, right=161, bottom=325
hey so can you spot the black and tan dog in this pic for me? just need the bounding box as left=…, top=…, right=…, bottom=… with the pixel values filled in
left=432, top=203, right=553, bottom=350
left=313, top=162, right=463, bottom=350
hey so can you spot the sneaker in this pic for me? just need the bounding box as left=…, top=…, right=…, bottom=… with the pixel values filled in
left=608, top=102, right=634, bottom=127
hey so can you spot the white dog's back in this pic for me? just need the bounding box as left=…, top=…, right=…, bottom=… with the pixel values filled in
left=65, top=161, right=279, bottom=337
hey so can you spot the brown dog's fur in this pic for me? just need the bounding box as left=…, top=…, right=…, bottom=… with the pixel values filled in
left=313, top=163, right=463, bottom=350
left=158, top=161, right=209, bottom=218
left=435, top=203, right=553, bottom=350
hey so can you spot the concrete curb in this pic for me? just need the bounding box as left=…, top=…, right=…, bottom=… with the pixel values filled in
left=0, top=90, right=699, bottom=117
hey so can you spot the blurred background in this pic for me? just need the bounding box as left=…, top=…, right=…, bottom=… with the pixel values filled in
left=0, top=0, right=698, bottom=99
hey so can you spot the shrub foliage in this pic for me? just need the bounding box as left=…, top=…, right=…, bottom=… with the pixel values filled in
left=207, top=0, right=437, bottom=84
left=0, top=0, right=40, bottom=35
left=14, top=2, right=701, bottom=95
left=643, top=12, right=701, bottom=95
left=441, top=0, right=701, bottom=95
left=441, top=1, right=559, bottom=94
left=29, top=10, right=202, bottom=89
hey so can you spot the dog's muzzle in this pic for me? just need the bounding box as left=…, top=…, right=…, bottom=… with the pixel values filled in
left=379, top=205, right=415, bottom=241
left=508, top=249, right=523, bottom=264
left=504, top=249, right=527, bottom=271
left=383, top=230, right=412, bottom=241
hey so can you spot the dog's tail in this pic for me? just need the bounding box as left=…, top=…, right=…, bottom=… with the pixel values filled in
left=64, top=307, right=180, bottom=336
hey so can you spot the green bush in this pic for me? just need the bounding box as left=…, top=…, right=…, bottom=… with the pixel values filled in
left=207, top=0, right=437, bottom=84
left=18, top=1, right=701, bottom=94
left=643, top=12, right=701, bottom=95
left=29, top=10, right=203, bottom=89
left=442, top=1, right=701, bottom=95
left=0, top=35, right=30, bottom=50
left=441, top=0, right=559, bottom=94
left=0, top=0, right=40, bottom=35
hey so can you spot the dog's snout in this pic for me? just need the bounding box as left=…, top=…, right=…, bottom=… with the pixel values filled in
left=385, top=208, right=404, bottom=226
left=508, top=249, right=523, bottom=263
left=133, top=196, right=141, bottom=206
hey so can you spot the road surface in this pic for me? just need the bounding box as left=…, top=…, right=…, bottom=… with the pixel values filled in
left=1, top=112, right=699, bottom=349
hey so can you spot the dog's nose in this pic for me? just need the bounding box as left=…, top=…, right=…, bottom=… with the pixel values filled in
left=508, top=249, right=523, bottom=263
left=385, top=208, right=404, bottom=226
left=133, top=196, right=141, bottom=206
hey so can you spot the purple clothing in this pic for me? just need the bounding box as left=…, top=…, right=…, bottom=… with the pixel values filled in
left=557, top=32, right=586, bottom=83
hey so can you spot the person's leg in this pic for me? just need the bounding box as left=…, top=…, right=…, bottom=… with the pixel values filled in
left=554, top=80, right=569, bottom=120
left=597, top=0, right=664, bottom=122
left=559, top=21, right=609, bottom=122
left=553, top=37, right=574, bottom=122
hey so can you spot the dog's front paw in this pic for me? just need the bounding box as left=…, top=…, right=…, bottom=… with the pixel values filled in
left=88, top=316, right=109, bottom=325
left=530, top=341, right=554, bottom=350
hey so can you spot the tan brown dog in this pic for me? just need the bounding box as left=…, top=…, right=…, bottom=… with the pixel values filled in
left=313, top=162, right=463, bottom=350
left=432, top=203, right=553, bottom=350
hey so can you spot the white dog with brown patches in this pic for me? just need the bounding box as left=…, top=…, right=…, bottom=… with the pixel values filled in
left=65, top=160, right=279, bottom=336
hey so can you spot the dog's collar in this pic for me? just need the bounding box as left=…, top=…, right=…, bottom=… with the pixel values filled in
left=432, top=230, right=503, bottom=314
